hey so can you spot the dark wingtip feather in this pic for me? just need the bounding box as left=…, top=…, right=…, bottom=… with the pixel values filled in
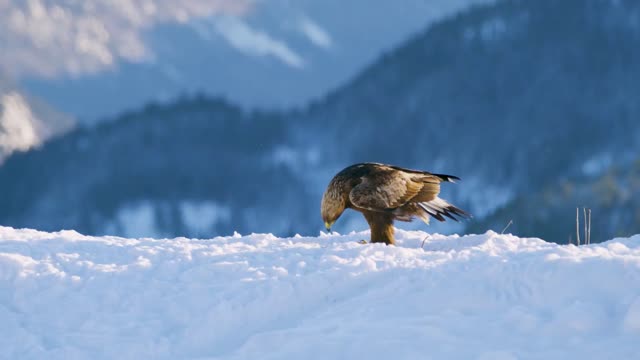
left=446, top=205, right=473, bottom=220
left=433, top=173, right=461, bottom=183
left=441, top=208, right=460, bottom=222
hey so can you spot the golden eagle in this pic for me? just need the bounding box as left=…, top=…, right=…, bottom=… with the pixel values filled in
left=321, top=163, right=471, bottom=245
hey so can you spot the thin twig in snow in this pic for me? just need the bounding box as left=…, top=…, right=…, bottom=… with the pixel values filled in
left=501, top=219, right=513, bottom=234
left=583, top=207, right=588, bottom=246
left=576, top=207, right=581, bottom=246
left=421, top=234, right=431, bottom=249
left=588, top=209, right=592, bottom=245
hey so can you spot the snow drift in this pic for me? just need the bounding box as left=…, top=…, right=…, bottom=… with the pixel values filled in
left=1, top=226, right=639, bottom=359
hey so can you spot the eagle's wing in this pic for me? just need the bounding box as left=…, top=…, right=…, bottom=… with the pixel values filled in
left=412, top=176, right=442, bottom=203
left=349, top=169, right=426, bottom=211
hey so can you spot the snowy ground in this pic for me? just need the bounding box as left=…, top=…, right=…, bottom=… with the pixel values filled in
left=1, top=226, right=639, bottom=360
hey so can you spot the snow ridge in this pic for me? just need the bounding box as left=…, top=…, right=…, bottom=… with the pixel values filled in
left=1, top=226, right=639, bottom=359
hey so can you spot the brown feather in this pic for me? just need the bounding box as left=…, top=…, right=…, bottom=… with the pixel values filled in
left=362, top=210, right=395, bottom=245
left=349, top=169, right=422, bottom=210
left=393, top=203, right=431, bottom=224
left=320, top=162, right=471, bottom=245
left=412, top=181, right=440, bottom=203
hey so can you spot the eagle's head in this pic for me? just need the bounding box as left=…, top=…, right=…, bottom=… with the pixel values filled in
left=321, top=180, right=347, bottom=232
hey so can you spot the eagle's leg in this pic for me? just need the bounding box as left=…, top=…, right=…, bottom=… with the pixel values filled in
left=362, top=211, right=395, bottom=245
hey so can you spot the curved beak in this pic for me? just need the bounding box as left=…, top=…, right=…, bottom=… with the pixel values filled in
left=325, top=222, right=333, bottom=233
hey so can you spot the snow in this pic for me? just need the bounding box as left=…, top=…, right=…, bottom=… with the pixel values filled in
left=0, top=91, right=40, bottom=155
left=0, top=78, right=75, bottom=162
left=1, top=226, right=639, bottom=359
left=298, top=16, right=333, bottom=49
left=463, top=15, right=509, bottom=43
left=213, top=16, right=305, bottom=68
left=105, top=201, right=161, bottom=239
left=582, top=152, right=614, bottom=176
left=104, top=200, right=231, bottom=239
left=180, top=201, right=232, bottom=236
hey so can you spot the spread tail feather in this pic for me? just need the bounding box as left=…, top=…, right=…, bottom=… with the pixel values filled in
left=418, top=197, right=472, bottom=223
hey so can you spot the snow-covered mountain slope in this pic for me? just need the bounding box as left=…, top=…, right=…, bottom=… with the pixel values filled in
left=1, top=226, right=639, bottom=359
left=15, top=0, right=492, bottom=121
left=0, top=77, right=74, bottom=162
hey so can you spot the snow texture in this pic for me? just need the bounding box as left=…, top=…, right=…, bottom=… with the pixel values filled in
left=1, top=226, right=639, bottom=359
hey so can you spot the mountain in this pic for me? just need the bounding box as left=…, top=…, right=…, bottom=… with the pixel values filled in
left=0, top=75, right=74, bottom=162
left=2, top=0, right=640, bottom=241
left=0, top=97, right=309, bottom=238
left=469, top=158, right=640, bottom=243
left=294, top=0, right=640, bottom=227
left=15, top=0, right=493, bottom=121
